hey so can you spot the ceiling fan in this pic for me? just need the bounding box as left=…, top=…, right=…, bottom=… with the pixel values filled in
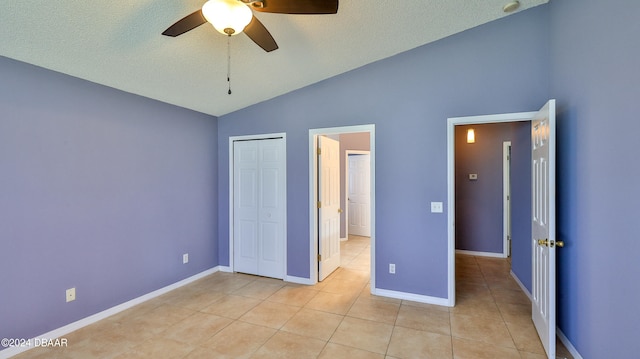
left=162, top=0, right=339, bottom=52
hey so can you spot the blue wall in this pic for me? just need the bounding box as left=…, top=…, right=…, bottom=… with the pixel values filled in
left=218, top=7, right=550, bottom=297
left=0, top=56, right=219, bottom=342
left=550, top=0, right=640, bottom=357
left=509, top=121, right=532, bottom=291
left=7, top=0, right=639, bottom=355
left=455, top=122, right=530, bottom=256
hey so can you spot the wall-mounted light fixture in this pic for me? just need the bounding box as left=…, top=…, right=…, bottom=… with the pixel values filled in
left=467, top=129, right=475, bottom=143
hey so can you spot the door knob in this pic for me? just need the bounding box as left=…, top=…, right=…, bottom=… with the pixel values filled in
left=537, top=239, right=549, bottom=246
left=555, top=240, right=564, bottom=248
left=338, top=208, right=343, bottom=213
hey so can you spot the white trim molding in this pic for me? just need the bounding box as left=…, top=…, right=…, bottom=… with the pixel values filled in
left=456, top=249, right=505, bottom=258
left=510, top=270, right=532, bottom=301
left=447, top=111, right=536, bottom=307
left=557, top=329, right=584, bottom=359
left=509, top=271, right=583, bottom=359
left=308, top=125, right=375, bottom=289
left=228, top=132, right=287, bottom=279
left=284, top=275, right=314, bottom=285
left=503, top=141, right=512, bottom=258
left=373, top=288, right=450, bottom=307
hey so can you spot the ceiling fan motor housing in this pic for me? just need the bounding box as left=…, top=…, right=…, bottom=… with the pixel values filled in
left=162, top=0, right=338, bottom=52
left=241, top=0, right=265, bottom=8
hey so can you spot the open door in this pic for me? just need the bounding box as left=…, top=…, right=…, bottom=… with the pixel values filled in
left=318, top=136, right=341, bottom=281
left=347, top=153, right=371, bottom=237
left=531, top=100, right=557, bottom=358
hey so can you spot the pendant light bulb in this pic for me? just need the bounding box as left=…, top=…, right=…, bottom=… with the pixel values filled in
left=202, top=0, right=253, bottom=36
left=467, top=129, right=476, bottom=144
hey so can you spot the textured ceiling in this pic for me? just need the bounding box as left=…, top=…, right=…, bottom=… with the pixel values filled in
left=1, top=0, right=548, bottom=116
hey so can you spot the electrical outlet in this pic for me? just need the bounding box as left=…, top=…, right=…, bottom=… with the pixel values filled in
left=66, top=288, right=76, bottom=302
left=183, top=253, right=189, bottom=264
left=389, top=263, right=396, bottom=274
left=431, top=202, right=443, bottom=213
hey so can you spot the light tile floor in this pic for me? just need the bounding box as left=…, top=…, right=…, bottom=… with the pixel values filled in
left=14, top=236, right=573, bottom=358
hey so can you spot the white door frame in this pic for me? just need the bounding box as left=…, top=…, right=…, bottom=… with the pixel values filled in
left=503, top=141, right=512, bottom=258
left=309, top=125, right=375, bottom=286
left=229, top=133, right=287, bottom=277
left=447, top=112, right=535, bottom=306
left=345, top=150, right=371, bottom=239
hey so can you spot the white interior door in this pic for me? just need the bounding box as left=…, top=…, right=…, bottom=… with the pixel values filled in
left=234, top=138, right=285, bottom=279
left=318, top=136, right=341, bottom=281
left=531, top=100, right=556, bottom=358
left=348, top=153, right=371, bottom=237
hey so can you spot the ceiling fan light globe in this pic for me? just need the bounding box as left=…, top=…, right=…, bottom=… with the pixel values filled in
left=202, top=0, right=253, bottom=36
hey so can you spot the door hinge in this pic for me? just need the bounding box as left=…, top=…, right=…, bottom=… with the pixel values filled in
left=317, top=148, right=322, bottom=155
left=317, top=201, right=322, bottom=208
left=317, top=254, right=322, bottom=261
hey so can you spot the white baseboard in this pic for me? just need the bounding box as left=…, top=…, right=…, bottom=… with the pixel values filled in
left=456, top=249, right=506, bottom=258
left=510, top=270, right=532, bottom=301
left=285, top=275, right=314, bottom=285
left=508, top=271, right=583, bottom=359
left=557, top=328, right=583, bottom=359
left=373, top=288, right=450, bottom=307
left=340, top=237, right=348, bottom=242
left=217, top=265, right=233, bottom=273
left=0, top=267, right=221, bottom=359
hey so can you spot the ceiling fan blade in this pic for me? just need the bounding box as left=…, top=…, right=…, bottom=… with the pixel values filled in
left=250, top=0, right=338, bottom=14
left=162, top=10, right=207, bottom=37
left=244, top=16, right=278, bottom=52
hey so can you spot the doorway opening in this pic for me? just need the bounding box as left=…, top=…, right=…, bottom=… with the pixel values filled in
left=447, top=112, right=535, bottom=306
left=228, top=133, right=287, bottom=279
left=448, top=101, right=558, bottom=358
left=309, top=125, right=375, bottom=287
left=345, top=150, right=371, bottom=239
left=453, top=124, right=516, bottom=259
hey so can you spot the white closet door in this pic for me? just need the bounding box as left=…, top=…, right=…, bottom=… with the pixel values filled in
left=257, top=139, right=285, bottom=278
left=348, top=153, right=371, bottom=237
left=234, top=138, right=285, bottom=279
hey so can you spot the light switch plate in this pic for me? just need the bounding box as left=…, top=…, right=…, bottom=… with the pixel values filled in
left=431, top=202, right=443, bottom=213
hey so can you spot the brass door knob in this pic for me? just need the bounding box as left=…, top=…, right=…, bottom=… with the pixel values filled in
left=555, top=240, right=565, bottom=248
left=338, top=208, right=343, bottom=213
left=538, top=239, right=549, bottom=246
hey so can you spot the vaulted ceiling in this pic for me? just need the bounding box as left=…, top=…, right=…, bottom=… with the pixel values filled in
left=1, top=0, right=547, bottom=116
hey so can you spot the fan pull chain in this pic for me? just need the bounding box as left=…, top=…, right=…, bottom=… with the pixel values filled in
left=227, top=35, right=232, bottom=95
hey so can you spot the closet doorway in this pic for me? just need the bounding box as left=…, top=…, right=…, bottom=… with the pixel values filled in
left=230, top=133, right=286, bottom=279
